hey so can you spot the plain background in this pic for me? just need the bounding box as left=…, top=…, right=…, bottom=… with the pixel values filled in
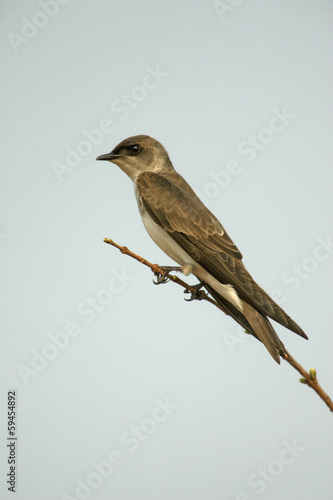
left=1, top=1, right=332, bottom=499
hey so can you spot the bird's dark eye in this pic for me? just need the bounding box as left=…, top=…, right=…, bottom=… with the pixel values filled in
left=130, top=145, right=141, bottom=155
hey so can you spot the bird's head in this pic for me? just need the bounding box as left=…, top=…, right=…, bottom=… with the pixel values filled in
left=96, top=135, right=174, bottom=180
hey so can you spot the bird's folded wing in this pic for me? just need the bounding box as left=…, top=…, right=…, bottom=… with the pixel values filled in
left=136, top=171, right=242, bottom=256
left=136, top=171, right=307, bottom=339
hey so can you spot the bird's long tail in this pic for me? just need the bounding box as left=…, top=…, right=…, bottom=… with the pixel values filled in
left=205, top=284, right=286, bottom=364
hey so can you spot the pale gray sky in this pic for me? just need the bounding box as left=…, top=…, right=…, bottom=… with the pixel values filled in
left=1, top=1, right=333, bottom=499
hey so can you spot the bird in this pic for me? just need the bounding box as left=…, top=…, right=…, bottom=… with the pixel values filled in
left=97, top=135, right=308, bottom=363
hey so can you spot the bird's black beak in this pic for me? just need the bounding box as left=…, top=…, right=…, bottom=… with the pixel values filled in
left=96, top=152, right=122, bottom=161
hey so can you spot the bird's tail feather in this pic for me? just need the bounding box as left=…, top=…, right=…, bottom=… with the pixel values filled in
left=205, top=284, right=286, bottom=364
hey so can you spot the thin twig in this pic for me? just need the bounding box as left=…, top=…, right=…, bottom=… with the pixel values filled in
left=104, top=237, right=333, bottom=412
left=104, top=238, right=224, bottom=311
left=283, top=351, right=333, bottom=412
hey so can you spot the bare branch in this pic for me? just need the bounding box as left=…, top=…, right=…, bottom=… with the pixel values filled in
left=104, top=238, right=226, bottom=311
left=104, top=238, right=333, bottom=412
left=283, top=351, right=333, bottom=412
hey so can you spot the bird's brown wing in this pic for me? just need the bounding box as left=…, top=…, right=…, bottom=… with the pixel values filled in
left=205, top=283, right=286, bottom=363
left=136, top=171, right=307, bottom=340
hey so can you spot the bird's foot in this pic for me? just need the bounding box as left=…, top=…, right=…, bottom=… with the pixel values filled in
left=184, top=282, right=207, bottom=301
left=153, top=266, right=182, bottom=285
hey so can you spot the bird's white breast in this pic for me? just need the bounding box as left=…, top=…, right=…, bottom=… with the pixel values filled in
left=141, top=204, right=193, bottom=266
left=134, top=185, right=243, bottom=311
